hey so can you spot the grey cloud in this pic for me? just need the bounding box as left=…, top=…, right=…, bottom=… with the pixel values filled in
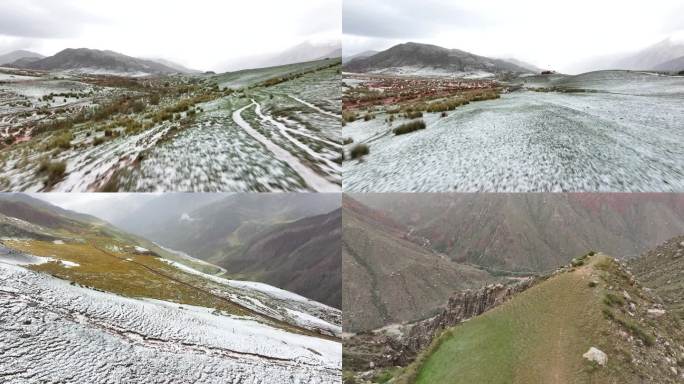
left=0, top=0, right=102, bottom=38
left=295, top=1, right=342, bottom=36
left=343, top=0, right=485, bottom=39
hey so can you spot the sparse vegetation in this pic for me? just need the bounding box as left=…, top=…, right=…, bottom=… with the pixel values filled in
left=393, top=120, right=426, bottom=135
left=36, top=160, right=67, bottom=188
left=343, top=110, right=358, bottom=122
left=614, top=316, right=655, bottom=346
left=350, top=144, right=370, bottom=159
left=0, top=59, right=341, bottom=191
left=603, top=292, right=624, bottom=307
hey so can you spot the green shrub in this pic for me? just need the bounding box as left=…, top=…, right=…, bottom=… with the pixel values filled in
left=570, top=257, right=585, bottom=267
left=37, top=160, right=67, bottom=187
left=149, top=93, right=161, bottom=105
left=343, top=372, right=357, bottom=384
left=363, top=113, right=373, bottom=121
left=426, top=97, right=467, bottom=113
left=603, top=293, right=624, bottom=307
left=350, top=144, right=369, bottom=159
left=615, top=317, right=655, bottom=346
left=342, top=111, right=358, bottom=122
left=373, top=371, right=393, bottom=383
left=405, top=111, right=423, bottom=119
left=394, top=120, right=426, bottom=135
left=342, top=137, right=354, bottom=145
left=602, top=307, right=614, bottom=320
left=93, top=136, right=106, bottom=146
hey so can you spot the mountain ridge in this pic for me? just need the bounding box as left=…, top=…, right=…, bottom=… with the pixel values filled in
left=10, top=48, right=181, bottom=75
left=0, top=50, right=44, bottom=66
left=343, top=42, right=531, bottom=75
left=353, top=193, right=684, bottom=273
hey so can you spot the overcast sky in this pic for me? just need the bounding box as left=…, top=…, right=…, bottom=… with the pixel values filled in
left=343, top=0, right=684, bottom=73
left=0, top=0, right=341, bottom=72
left=33, top=193, right=160, bottom=223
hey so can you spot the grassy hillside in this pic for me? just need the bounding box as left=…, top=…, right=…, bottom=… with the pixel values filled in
left=395, top=253, right=683, bottom=384
left=212, top=58, right=340, bottom=89
left=7, top=238, right=248, bottom=316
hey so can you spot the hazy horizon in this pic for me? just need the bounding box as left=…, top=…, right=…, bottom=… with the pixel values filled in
left=0, top=0, right=341, bottom=72
left=343, top=0, right=684, bottom=74
left=32, top=193, right=162, bottom=223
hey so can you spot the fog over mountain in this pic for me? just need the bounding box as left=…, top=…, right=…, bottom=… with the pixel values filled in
left=343, top=0, right=684, bottom=74
left=0, top=0, right=341, bottom=72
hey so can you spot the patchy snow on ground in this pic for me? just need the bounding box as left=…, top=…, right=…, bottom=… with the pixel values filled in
left=344, top=73, right=684, bottom=192
left=285, top=308, right=342, bottom=336
left=59, top=260, right=79, bottom=268
left=233, top=101, right=339, bottom=192
left=1, top=61, right=341, bottom=192
left=0, top=263, right=341, bottom=383
left=158, top=257, right=340, bottom=336
left=0, top=251, right=53, bottom=266
left=0, top=73, right=40, bottom=82
left=369, top=66, right=495, bottom=79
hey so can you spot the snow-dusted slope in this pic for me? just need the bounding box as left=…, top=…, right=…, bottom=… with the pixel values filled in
left=0, top=262, right=341, bottom=383
left=159, top=257, right=342, bottom=336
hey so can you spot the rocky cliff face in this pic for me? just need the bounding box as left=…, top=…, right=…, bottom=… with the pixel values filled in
left=395, top=278, right=538, bottom=364
left=343, top=278, right=538, bottom=372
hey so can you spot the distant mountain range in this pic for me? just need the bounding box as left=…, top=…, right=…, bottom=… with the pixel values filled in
left=0, top=50, right=44, bottom=67
left=342, top=50, right=378, bottom=64
left=270, top=41, right=341, bottom=65
left=343, top=42, right=532, bottom=76
left=354, top=193, right=684, bottom=273
left=653, top=55, right=684, bottom=72
left=145, top=57, right=202, bottom=74
left=108, top=193, right=342, bottom=308
left=568, top=37, right=684, bottom=73
left=344, top=38, right=684, bottom=76
left=3, top=48, right=184, bottom=75
left=502, top=57, right=545, bottom=73
left=613, top=38, right=684, bottom=71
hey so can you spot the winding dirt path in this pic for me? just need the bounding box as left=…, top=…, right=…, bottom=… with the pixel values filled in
left=288, top=95, right=341, bottom=119
left=232, top=101, right=339, bottom=192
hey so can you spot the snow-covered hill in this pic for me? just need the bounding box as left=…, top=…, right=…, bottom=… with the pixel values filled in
left=0, top=260, right=341, bottom=383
